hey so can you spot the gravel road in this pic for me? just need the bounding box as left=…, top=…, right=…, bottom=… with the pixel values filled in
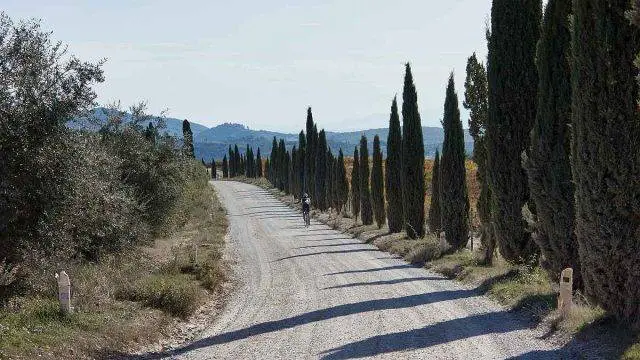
left=167, top=181, right=572, bottom=359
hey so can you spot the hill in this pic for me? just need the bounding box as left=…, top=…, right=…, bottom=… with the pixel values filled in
left=70, top=107, right=208, bottom=138
left=72, top=109, right=474, bottom=160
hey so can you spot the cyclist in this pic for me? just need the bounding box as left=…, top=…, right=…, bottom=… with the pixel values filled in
left=301, top=193, right=311, bottom=226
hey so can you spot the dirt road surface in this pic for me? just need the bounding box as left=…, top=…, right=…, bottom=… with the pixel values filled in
left=166, top=181, right=572, bottom=359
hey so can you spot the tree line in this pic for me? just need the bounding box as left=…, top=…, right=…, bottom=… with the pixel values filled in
left=213, top=0, right=640, bottom=329
left=459, top=0, right=640, bottom=330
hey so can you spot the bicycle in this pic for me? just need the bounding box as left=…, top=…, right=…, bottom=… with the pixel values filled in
left=303, top=209, right=310, bottom=227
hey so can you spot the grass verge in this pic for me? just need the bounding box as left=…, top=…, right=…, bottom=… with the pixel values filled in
left=0, top=180, right=228, bottom=359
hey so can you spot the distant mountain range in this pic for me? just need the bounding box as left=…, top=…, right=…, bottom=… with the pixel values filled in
left=72, top=108, right=474, bottom=160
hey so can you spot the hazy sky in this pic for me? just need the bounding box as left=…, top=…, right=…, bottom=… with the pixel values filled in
left=5, top=0, right=492, bottom=132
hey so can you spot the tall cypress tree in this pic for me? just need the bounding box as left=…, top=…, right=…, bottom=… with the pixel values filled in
left=337, top=149, right=348, bottom=214
left=228, top=146, right=234, bottom=177
left=291, top=146, right=298, bottom=195
left=385, top=97, right=404, bottom=233
left=440, top=74, right=470, bottom=251
left=311, top=124, right=319, bottom=204
left=524, top=0, right=579, bottom=286
left=278, top=139, right=287, bottom=191
left=428, top=150, right=442, bottom=233
left=285, top=150, right=291, bottom=194
left=264, top=159, right=270, bottom=181
left=222, top=155, right=229, bottom=178
left=270, top=137, right=278, bottom=184
left=486, top=0, right=541, bottom=262
left=211, top=158, right=217, bottom=179
left=315, top=130, right=328, bottom=210
left=297, top=131, right=306, bottom=198
left=359, top=136, right=373, bottom=225
left=245, top=145, right=251, bottom=177
left=351, top=147, right=361, bottom=221
left=572, top=0, right=640, bottom=327
left=327, top=150, right=335, bottom=210
left=182, top=119, right=195, bottom=158
left=371, top=135, right=386, bottom=228
left=464, top=53, right=494, bottom=264
left=256, top=148, right=263, bottom=178
left=234, top=145, right=241, bottom=178
left=305, top=108, right=315, bottom=196
left=401, top=64, right=426, bottom=238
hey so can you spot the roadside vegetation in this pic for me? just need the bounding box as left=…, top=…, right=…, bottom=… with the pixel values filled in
left=0, top=13, right=228, bottom=359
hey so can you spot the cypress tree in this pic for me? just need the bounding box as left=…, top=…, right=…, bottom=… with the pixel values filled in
left=440, top=74, right=470, bottom=251
left=524, top=0, right=579, bottom=286
left=331, top=154, right=338, bottom=209
left=270, top=137, right=278, bottom=185
left=182, top=119, right=195, bottom=158
left=211, top=158, right=217, bottom=179
left=280, top=139, right=288, bottom=191
left=327, top=150, right=335, bottom=209
left=359, top=136, right=373, bottom=225
left=385, top=97, right=404, bottom=233
left=315, top=130, right=328, bottom=210
left=245, top=145, right=251, bottom=177
left=464, top=52, right=494, bottom=264
left=428, top=150, right=442, bottom=233
left=228, top=146, right=234, bottom=177
left=371, top=135, right=385, bottom=228
left=145, top=122, right=157, bottom=145
left=256, top=148, right=263, bottom=177
left=311, top=124, right=319, bottom=204
left=292, top=146, right=299, bottom=195
left=297, top=131, right=306, bottom=198
left=571, top=0, right=640, bottom=327
left=276, top=139, right=283, bottom=190
left=234, top=145, right=241, bottom=178
left=486, top=0, right=541, bottom=262
left=337, top=149, right=348, bottom=214
left=305, top=108, right=315, bottom=196
left=351, top=147, right=361, bottom=221
left=222, top=155, right=229, bottom=178
left=285, top=150, right=292, bottom=194
left=264, top=159, right=270, bottom=181
left=401, top=64, right=426, bottom=238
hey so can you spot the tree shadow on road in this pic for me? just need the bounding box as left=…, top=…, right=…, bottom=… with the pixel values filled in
left=322, top=277, right=445, bottom=290
left=121, top=288, right=513, bottom=359
left=322, top=264, right=418, bottom=276
left=293, top=242, right=365, bottom=249
left=273, top=248, right=379, bottom=262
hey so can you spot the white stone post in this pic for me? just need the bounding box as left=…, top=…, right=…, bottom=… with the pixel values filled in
left=439, top=231, right=447, bottom=251
left=558, top=268, right=573, bottom=317
left=56, top=271, right=71, bottom=314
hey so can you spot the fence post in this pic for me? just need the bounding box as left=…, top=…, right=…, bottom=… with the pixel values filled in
left=56, top=271, right=71, bottom=314
left=558, top=268, right=573, bottom=317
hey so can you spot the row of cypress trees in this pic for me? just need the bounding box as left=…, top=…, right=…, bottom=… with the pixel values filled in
left=211, top=144, right=262, bottom=180
left=461, top=0, right=640, bottom=329
left=262, top=117, right=350, bottom=214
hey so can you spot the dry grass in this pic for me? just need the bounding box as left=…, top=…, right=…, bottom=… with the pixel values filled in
left=623, top=343, right=640, bottom=360
left=0, top=180, right=228, bottom=359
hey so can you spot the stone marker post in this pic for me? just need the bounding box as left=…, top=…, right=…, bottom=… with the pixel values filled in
left=558, top=268, right=573, bottom=317
left=439, top=232, right=447, bottom=251
left=56, top=271, right=71, bottom=314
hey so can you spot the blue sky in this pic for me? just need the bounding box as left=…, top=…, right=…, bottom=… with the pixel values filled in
left=5, top=0, right=492, bottom=132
